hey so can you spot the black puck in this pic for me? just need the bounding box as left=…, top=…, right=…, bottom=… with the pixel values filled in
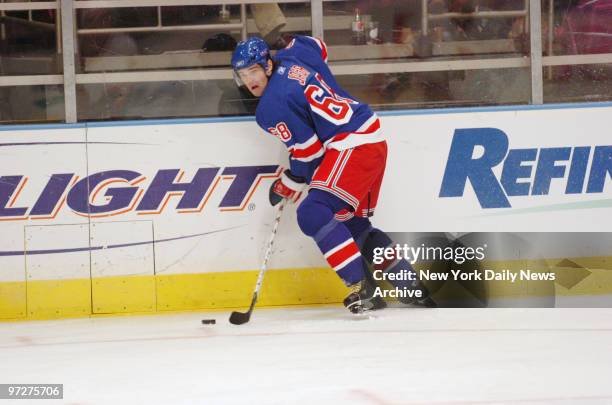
left=201, top=319, right=216, bottom=325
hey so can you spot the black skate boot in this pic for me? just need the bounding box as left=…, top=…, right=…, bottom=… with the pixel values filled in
left=398, top=281, right=437, bottom=308
left=343, top=279, right=387, bottom=314
left=416, top=296, right=437, bottom=308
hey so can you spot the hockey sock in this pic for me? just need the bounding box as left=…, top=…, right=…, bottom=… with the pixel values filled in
left=342, top=216, right=373, bottom=248
left=297, top=190, right=366, bottom=286
left=315, top=222, right=365, bottom=285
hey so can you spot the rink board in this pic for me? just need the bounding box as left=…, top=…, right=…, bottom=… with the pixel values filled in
left=1, top=103, right=611, bottom=319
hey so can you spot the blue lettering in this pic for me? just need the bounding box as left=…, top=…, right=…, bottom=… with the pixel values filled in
left=439, top=128, right=510, bottom=209
left=501, top=149, right=537, bottom=196
left=566, top=147, right=590, bottom=194
left=532, top=148, right=571, bottom=195
left=587, top=146, right=612, bottom=193
left=440, top=128, right=611, bottom=209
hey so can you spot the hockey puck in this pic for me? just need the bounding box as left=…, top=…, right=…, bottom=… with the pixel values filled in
left=201, top=319, right=216, bottom=325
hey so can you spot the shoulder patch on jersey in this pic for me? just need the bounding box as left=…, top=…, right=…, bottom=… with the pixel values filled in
left=277, top=66, right=286, bottom=75
left=268, top=122, right=293, bottom=142
left=288, top=65, right=310, bottom=86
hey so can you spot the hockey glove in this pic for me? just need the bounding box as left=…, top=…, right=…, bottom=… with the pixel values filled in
left=269, top=170, right=305, bottom=206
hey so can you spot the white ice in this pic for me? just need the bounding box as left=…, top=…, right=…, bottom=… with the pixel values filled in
left=1, top=306, right=612, bottom=405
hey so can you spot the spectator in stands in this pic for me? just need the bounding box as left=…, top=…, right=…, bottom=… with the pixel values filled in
left=212, top=4, right=288, bottom=114
left=429, top=0, right=517, bottom=41
left=357, top=0, right=420, bottom=44
left=252, top=3, right=287, bottom=48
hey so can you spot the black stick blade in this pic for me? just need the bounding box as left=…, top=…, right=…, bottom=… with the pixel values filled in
left=229, top=310, right=251, bottom=325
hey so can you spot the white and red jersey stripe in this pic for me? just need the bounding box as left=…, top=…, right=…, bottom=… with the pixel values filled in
left=306, top=36, right=329, bottom=64
left=289, top=134, right=325, bottom=162
left=289, top=115, right=383, bottom=163
left=325, top=114, right=385, bottom=151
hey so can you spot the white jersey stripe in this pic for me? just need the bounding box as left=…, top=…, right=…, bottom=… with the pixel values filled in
left=324, top=239, right=353, bottom=259
left=291, top=148, right=324, bottom=162
left=290, top=133, right=320, bottom=151
left=334, top=252, right=361, bottom=272
left=357, top=114, right=379, bottom=132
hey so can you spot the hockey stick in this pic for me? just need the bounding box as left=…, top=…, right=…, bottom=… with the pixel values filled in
left=229, top=200, right=286, bottom=325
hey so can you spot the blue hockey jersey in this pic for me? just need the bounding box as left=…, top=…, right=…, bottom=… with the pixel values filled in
left=255, top=36, right=383, bottom=183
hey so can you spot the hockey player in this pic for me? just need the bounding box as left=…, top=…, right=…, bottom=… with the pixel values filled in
left=231, top=36, right=434, bottom=313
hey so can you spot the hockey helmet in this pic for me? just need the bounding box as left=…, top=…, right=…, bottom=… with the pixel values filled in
left=231, top=36, right=270, bottom=72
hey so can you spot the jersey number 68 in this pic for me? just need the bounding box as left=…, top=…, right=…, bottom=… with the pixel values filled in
left=305, top=74, right=356, bottom=126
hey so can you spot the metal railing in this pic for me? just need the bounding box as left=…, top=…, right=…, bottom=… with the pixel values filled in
left=0, top=0, right=610, bottom=124
left=0, top=1, right=62, bottom=88
left=421, top=0, right=529, bottom=36
left=75, top=1, right=248, bottom=39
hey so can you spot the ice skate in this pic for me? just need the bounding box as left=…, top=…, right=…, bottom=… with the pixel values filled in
left=397, top=281, right=437, bottom=308
left=343, top=279, right=387, bottom=314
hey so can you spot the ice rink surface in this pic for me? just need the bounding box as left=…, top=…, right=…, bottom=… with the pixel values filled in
left=1, top=306, right=612, bottom=405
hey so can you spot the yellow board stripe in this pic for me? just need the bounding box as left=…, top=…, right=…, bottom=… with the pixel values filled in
left=0, top=267, right=349, bottom=321
left=1, top=256, right=611, bottom=321
left=0, top=282, right=26, bottom=319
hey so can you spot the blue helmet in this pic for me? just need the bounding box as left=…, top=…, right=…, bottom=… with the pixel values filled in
left=231, top=37, right=270, bottom=71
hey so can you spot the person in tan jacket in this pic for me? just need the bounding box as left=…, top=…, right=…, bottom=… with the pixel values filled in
left=251, top=3, right=287, bottom=46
